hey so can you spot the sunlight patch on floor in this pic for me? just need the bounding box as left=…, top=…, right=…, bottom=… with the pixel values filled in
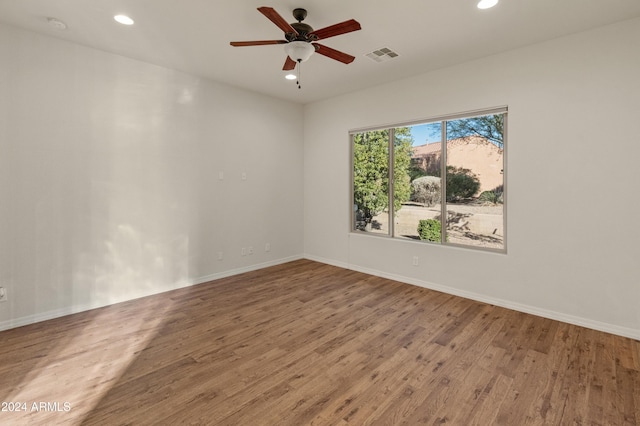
left=2, top=299, right=173, bottom=425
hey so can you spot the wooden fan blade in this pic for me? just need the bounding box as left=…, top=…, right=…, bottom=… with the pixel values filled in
left=310, top=19, right=361, bottom=40
left=283, top=56, right=297, bottom=71
left=313, top=43, right=355, bottom=64
left=229, top=40, right=288, bottom=47
left=257, top=7, right=299, bottom=36
left=230, top=40, right=288, bottom=47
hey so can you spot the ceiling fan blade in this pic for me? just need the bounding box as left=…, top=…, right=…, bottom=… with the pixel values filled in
left=313, top=43, right=356, bottom=64
left=310, top=19, right=361, bottom=40
left=230, top=40, right=288, bottom=47
left=283, top=56, right=297, bottom=71
left=257, top=7, right=299, bottom=36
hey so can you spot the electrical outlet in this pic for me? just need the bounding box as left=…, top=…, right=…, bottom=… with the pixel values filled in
left=412, top=256, right=419, bottom=266
left=248, top=246, right=254, bottom=255
left=265, top=243, right=271, bottom=252
left=217, top=252, right=223, bottom=261
left=0, top=287, right=7, bottom=302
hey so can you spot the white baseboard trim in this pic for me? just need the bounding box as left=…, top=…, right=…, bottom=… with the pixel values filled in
left=0, top=302, right=101, bottom=333
left=185, top=255, right=304, bottom=287
left=0, top=255, right=304, bottom=333
left=305, top=255, right=640, bottom=341
left=303, top=254, right=350, bottom=270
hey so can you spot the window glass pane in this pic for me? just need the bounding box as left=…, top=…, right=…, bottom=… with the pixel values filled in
left=353, top=130, right=390, bottom=235
left=445, top=113, right=505, bottom=249
left=395, top=123, right=444, bottom=242
left=350, top=108, right=506, bottom=252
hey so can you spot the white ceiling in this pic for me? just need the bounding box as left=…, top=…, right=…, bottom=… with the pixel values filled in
left=1, top=0, right=640, bottom=104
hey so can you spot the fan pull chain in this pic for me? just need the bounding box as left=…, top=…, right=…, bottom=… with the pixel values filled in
left=297, top=60, right=302, bottom=89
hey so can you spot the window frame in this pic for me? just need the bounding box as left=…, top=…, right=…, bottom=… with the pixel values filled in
left=350, top=106, right=508, bottom=254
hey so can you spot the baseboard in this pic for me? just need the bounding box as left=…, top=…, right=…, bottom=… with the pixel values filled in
left=187, top=255, right=304, bottom=286
left=0, top=302, right=103, bottom=333
left=305, top=256, right=640, bottom=341
left=302, top=254, right=350, bottom=270
left=0, top=254, right=304, bottom=333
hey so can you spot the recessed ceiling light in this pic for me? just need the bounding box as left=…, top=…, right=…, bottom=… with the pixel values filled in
left=47, top=17, right=67, bottom=31
left=477, top=0, right=499, bottom=9
left=285, top=74, right=297, bottom=80
left=114, top=15, right=134, bottom=25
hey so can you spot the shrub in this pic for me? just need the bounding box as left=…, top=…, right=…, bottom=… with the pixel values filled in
left=408, top=164, right=428, bottom=181
left=411, top=176, right=441, bottom=206
left=417, top=219, right=442, bottom=242
left=446, top=166, right=480, bottom=202
left=478, top=185, right=504, bottom=204
left=478, top=190, right=499, bottom=204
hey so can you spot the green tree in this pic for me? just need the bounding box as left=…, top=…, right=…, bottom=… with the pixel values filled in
left=392, top=127, right=413, bottom=212
left=353, top=128, right=413, bottom=228
left=446, top=166, right=480, bottom=201
left=446, top=114, right=504, bottom=148
left=353, top=130, right=389, bottom=228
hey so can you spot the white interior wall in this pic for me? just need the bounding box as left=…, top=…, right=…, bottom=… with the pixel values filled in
left=2, top=17, right=639, bottom=339
left=303, top=18, right=640, bottom=339
left=0, top=23, right=304, bottom=330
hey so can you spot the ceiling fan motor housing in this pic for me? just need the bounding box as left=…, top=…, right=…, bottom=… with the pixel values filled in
left=289, top=22, right=314, bottom=39
left=285, top=8, right=317, bottom=42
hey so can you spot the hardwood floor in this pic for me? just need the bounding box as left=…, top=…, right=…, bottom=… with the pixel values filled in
left=0, top=259, right=638, bottom=425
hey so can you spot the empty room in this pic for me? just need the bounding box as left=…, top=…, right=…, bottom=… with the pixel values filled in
left=1, top=0, right=639, bottom=424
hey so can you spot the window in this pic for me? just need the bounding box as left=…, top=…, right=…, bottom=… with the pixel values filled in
left=351, top=108, right=506, bottom=252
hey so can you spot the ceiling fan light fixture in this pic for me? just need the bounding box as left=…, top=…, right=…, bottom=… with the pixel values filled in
left=284, top=41, right=315, bottom=63
left=477, top=0, right=499, bottom=9
left=285, top=73, right=297, bottom=80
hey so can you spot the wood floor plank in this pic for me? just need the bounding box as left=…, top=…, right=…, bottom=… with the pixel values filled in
left=0, top=259, right=638, bottom=425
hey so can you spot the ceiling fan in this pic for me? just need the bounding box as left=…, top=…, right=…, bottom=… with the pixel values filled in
left=230, top=7, right=361, bottom=73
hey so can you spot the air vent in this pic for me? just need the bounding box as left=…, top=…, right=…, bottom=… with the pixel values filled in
left=365, top=47, right=399, bottom=63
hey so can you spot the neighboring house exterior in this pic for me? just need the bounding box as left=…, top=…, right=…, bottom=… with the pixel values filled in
left=412, top=136, right=503, bottom=193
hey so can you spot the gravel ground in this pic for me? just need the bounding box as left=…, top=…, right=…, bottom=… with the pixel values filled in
left=370, top=202, right=504, bottom=249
